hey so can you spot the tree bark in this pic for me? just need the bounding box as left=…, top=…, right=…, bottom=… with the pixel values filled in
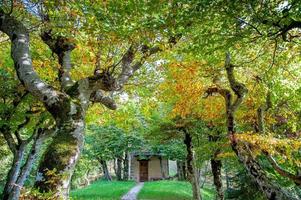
left=211, top=158, right=223, bottom=200
left=116, top=157, right=123, bottom=181
left=184, top=132, right=201, bottom=200
left=208, top=133, right=224, bottom=200
left=2, top=144, right=26, bottom=200
left=100, top=160, right=112, bottom=181
left=1, top=124, right=54, bottom=200
left=35, top=113, right=84, bottom=198
left=177, top=161, right=185, bottom=181
left=8, top=130, right=47, bottom=200
left=123, top=153, right=129, bottom=181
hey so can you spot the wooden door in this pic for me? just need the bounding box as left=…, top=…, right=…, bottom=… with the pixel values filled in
left=139, top=160, right=148, bottom=182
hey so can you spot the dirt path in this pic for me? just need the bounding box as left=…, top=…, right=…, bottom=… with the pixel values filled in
left=121, top=182, right=144, bottom=200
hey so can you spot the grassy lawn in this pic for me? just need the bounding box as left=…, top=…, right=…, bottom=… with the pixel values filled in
left=138, top=180, right=215, bottom=200
left=71, top=180, right=135, bottom=200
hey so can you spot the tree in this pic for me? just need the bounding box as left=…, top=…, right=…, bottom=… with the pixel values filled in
left=0, top=1, right=185, bottom=197
left=205, top=53, right=297, bottom=200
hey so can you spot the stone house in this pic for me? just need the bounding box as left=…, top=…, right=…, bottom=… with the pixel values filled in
left=129, top=152, right=169, bottom=182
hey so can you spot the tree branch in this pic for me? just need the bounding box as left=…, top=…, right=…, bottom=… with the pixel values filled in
left=224, top=52, right=248, bottom=112
left=0, top=9, right=67, bottom=118
left=263, top=151, right=301, bottom=185
left=41, top=30, right=75, bottom=90
left=116, top=44, right=161, bottom=90
left=90, top=90, right=117, bottom=110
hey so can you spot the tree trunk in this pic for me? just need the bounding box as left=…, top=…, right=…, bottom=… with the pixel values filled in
left=177, top=161, right=185, bottom=181
left=116, top=157, right=122, bottom=181
left=184, top=132, right=201, bottom=200
left=35, top=113, right=85, bottom=199
left=200, top=161, right=209, bottom=188
left=1, top=125, right=51, bottom=200
left=208, top=133, right=224, bottom=200
left=211, top=158, right=223, bottom=200
left=183, top=162, right=188, bottom=180
left=221, top=55, right=295, bottom=200
left=123, top=153, right=129, bottom=181
left=159, top=156, right=166, bottom=179
left=9, top=134, right=45, bottom=200
left=2, top=144, right=26, bottom=200
left=113, top=159, right=117, bottom=176
left=100, top=160, right=112, bottom=181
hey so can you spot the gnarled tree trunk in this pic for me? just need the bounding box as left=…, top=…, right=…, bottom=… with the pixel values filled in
left=35, top=113, right=85, bottom=198
left=206, top=53, right=296, bottom=200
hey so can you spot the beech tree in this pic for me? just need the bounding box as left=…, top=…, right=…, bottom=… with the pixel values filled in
left=0, top=1, right=197, bottom=198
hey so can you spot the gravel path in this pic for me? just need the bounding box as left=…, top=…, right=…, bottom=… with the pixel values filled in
left=121, top=182, right=144, bottom=200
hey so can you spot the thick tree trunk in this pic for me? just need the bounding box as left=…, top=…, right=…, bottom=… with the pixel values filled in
left=100, top=160, right=112, bottom=181
left=184, top=132, right=201, bottom=200
left=211, top=158, right=223, bottom=200
left=123, top=153, right=129, bottom=181
left=116, top=157, right=123, bottom=181
left=35, top=113, right=84, bottom=199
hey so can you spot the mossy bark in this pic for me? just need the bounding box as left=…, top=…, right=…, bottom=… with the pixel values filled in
left=35, top=105, right=84, bottom=199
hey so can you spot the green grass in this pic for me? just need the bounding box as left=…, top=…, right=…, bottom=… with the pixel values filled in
left=71, top=180, right=135, bottom=200
left=138, top=180, right=215, bottom=200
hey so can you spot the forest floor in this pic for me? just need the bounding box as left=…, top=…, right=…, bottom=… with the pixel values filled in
left=71, top=180, right=215, bottom=200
